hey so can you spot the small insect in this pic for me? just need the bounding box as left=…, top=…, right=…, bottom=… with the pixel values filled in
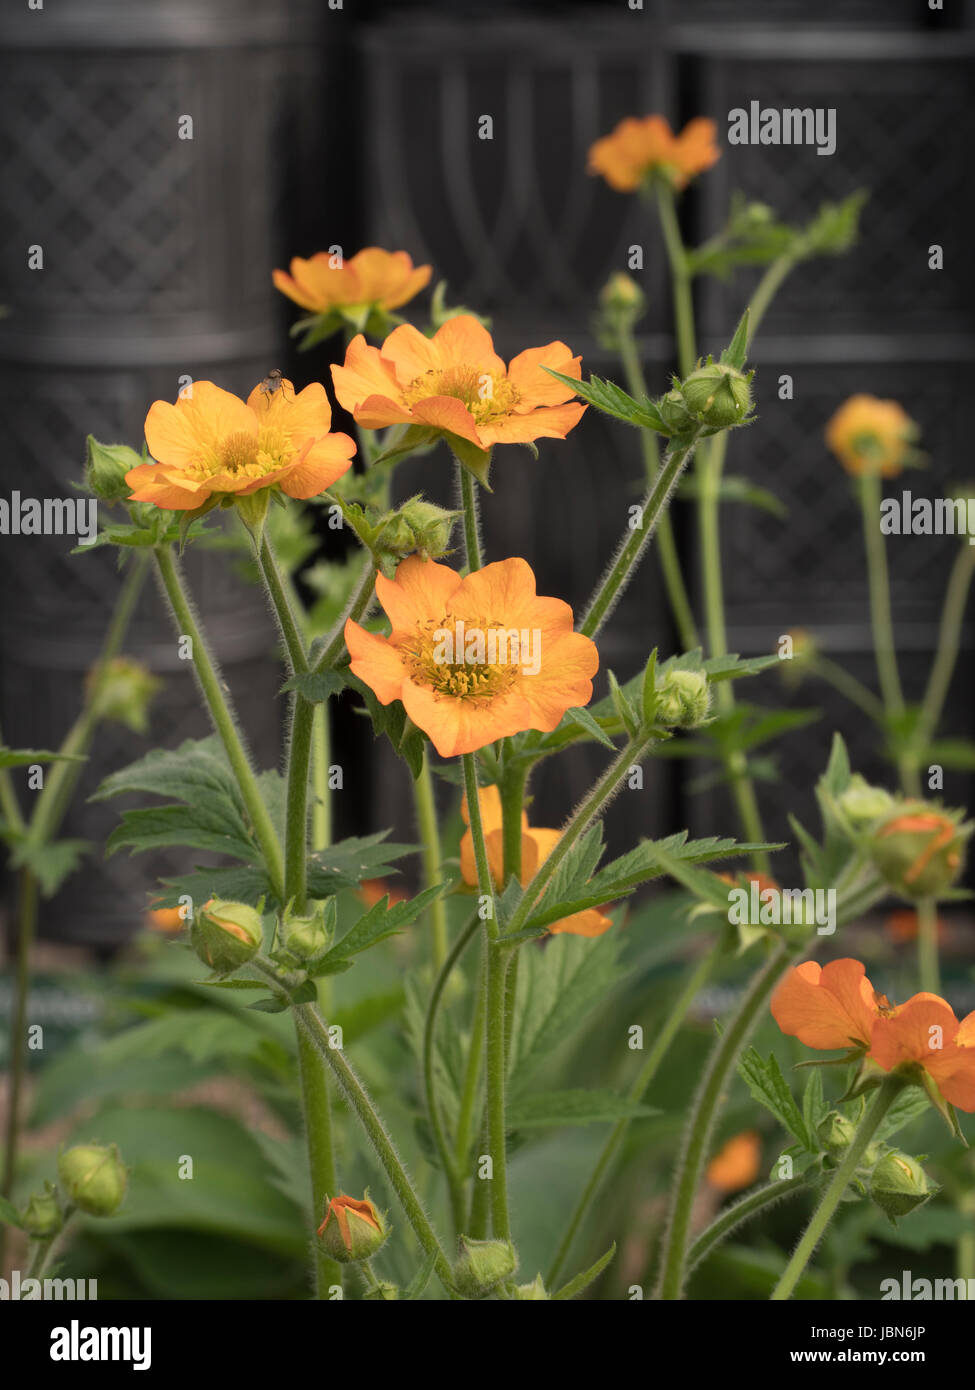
left=872, top=988, right=896, bottom=1017
left=258, top=368, right=289, bottom=404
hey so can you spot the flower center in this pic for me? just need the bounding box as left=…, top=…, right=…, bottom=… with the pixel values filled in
left=402, top=366, right=519, bottom=423
left=402, top=616, right=519, bottom=702
left=218, top=431, right=260, bottom=474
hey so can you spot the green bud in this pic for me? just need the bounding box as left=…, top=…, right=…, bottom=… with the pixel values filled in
left=362, top=1279, right=399, bottom=1300
left=85, top=656, right=161, bottom=735
left=512, top=1273, right=549, bottom=1300
left=317, top=1194, right=389, bottom=1264
left=84, top=436, right=141, bottom=503
left=398, top=498, right=458, bottom=559
left=870, top=803, right=970, bottom=899
left=869, top=1151, right=934, bottom=1224
left=191, top=898, right=264, bottom=975
left=57, top=1144, right=127, bottom=1217
left=836, top=775, right=896, bottom=826
left=817, top=1111, right=857, bottom=1157
left=21, top=1183, right=63, bottom=1238
left=278, top=898, right=332, bottom=962
left=375, top=513, right=415, bottom=557
left=658, top=388, right=694, bottom=434
left=679, top=362, right=752, bottom=428
left=452, top=1236, right=517, bottom=1298
left=655, top=668, right=711, bottom=727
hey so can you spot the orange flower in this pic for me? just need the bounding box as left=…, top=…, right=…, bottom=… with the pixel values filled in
left=146, top=904, right=185, bottom=934
left=273, top=246, right=431, bottom=317
left=706, top=1130, right=762, bottom=1192
left=588, top=115, right=720, bottom=192
left=772, top=958, right=975, bottom=1113
left=125, top=379, right=355, bottom=511
left=316, top=1194, right=387, bottom=1262
left=345, top=555, right=599, bottom=758
left=825, top=395, right=917, bottom=477
left=459, top=785, right=612, bottom=938
left=357, top=878, right=407, bottom=909
left=331, top=315, right=585, bottom=452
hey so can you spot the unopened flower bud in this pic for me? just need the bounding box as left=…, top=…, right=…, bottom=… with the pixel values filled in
left=837, top=775, right=896, bottom=827
left=21, top=1184, right=63, bottom=1238
left=279, top=898, right=332, bottom=962
left=655, top=668, right=711, bottom=727
left=452, top=1235, right=517, bottom=1298
left=599, top=271, right=646, bottom=318
left=86, top=656, right=161, bottom=734
left=398, top=498, right=458, bottom=559
left=191, top=898, right=263, bottom=975
left=658, top=388, right=694, bottom=435
left=869, top=1151, right=934, bottom=1223
left=57, top=1143, right=127, bottom=1217
left=871, top=803, right=970, bottom=899
left=317, top=1193, right=388, bottom=1264
left=817, top=1111, right=857, bottom=1157
left=512, top=1273, right=549, bottom=1300
left=680, top=362, right=752, bottom=429
left=85, top=436, right=141, bottom=503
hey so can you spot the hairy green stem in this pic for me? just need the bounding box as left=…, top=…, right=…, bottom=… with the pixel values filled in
left=414, top=749, right=449, bottom=971
left=770, top=1076, right=904, bottom=1301
left=578, top=430, right=703, bottom=641
left=657, top=941, right=794, bottom=1299
left=654, top=183, right=696, bottom=377
left=154, top=546, right=285, bottom=900
left=312, top=554, right=377, bottom=675
left=547, top=941, right=720, bottom=1286
left=459, top=466, right=483, bottom=573
left=919, top=543, right=975, bottom=744
left=688, top=1176, right=807, bottom=1274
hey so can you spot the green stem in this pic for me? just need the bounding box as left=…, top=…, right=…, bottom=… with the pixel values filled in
left=462, top=753, right=510, bottom=1240
left=311, top=704, right=332, bottom=851
left=257, top=533, right=308, bottom=675
left=422, top=913, right=480, bottom=1234
left=459, top=466, right=483, bottom=572
left=290, top=996, right=452, bottom=1291
left=547, top=941, right=719, bottom=1287
left=499, top=757, right=526, bottom=886
left=657, top=941, right=795, bottom=1299
left=154, top=546, right=285, bottom=900
left=578, top=429, right=703, bottom=641
left=505, top=731, right=656, bottom=939
left=296, top=1022, right=342, bottom=1298
left=617, top=324, right=699, bottom=651
left=311, top=554, right=377, bottom=674
left=654, top=183, right=696, bottom=377
left=858, top=472, right=905, bottom=719
left=770, top=1075, right=905, bottom=1301
left=918, top=543, right=975, bottom=744
left=413, top=749, right=449, bottom=971
left=916, top=897, right=941, bottom=996
left=285, top=698, right=314, bottom=914
left=1, top=868, right=38, bottom=1205
left=811, top=656, right=886, bottom=722
left=455, top=943, right=488, bottom=1201
left=688, top=1176, right=808, bottom=1274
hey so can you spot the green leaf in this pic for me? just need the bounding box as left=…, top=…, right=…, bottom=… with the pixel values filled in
left=0, top=747, right=86, bottom=769
left=0, top=1195, right=25, bottom=1229
left=738, top=1047, right=814, bottom=1151
left=677, top=473, right=786, bottom=519
left=305, top=832, right=417, bottom=898
left=105, top=803, right=256, bottom=862
left=445, top=432, right=493, bottom=489
left=312, top=881, right=447, bottom=969
left=719, top=308, right=751, bottom=370
left=544, top=368, right=669, bottom=434
left=279, top=670, right=346, bottom=703
left=507, top=1089, right=657, bottom=1128
left=403, top=1249, right=439, bottom=1300
left=562, top=705, right=616, bottom=751
left=10, top=837, right=90, bottom=896
left=552, top=1243, right=616, bottom=1300
left=920, top=738, right=975, bottom=772
left=874, top=1087, right=933, bottom=1145
left=802, top=1067, right=827, bottom=1139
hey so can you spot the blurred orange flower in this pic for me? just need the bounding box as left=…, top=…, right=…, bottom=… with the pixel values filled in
left=331, top=315, right=585, bottom=451
left=357, top=878, right=407, bottom=909
left=706, top=1130, right=762, bottom=1192
left=825, top=394, right=917, bottom=477
left=884, top=909, right=947, bottom=945
left=147, top=904, right=185, bottom=934
left=126, top=380, right=355, bottom=511
left=273, top=247, right=431, bottom=317
left=460, top=785, right=611, bottom=937
left=345, top=555, right=598, bottom=758
left=772, top=957, right=975, bottom=1112
left=588, top=115, right=720, bottom=192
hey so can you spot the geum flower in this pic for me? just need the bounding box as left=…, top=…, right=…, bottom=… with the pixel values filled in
left=772, top=958, right=975, bottom=1113
left=825, top=394, right=918, bottom=478
left=125, top=379, right=355, bottom=512
left=588, top=114, right=720, bottom=192
left=331, top=315, right=585, bottom=480
left=273, top=247, right=431, bottom=340
left=345, top=554, right=599, bottom=758
left=460, top=785, right=611, bottom=937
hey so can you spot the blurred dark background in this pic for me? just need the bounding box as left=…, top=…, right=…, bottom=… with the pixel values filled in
left=1, top=0, right=973, bottom=950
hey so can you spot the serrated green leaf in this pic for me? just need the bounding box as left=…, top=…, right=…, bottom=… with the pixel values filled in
left=544, top=369, right=669, bottom=433
left=552, top=1243, right=616, bottom=1300
left=738, top=1047, right=814, bottom=1151
left=563, top=705, right=616, bottom=750
left=0, top=747, right=86, bottom=769
left=280, top=670, right=346, bottom=703
left=10, top=837, right=90, bottom=896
